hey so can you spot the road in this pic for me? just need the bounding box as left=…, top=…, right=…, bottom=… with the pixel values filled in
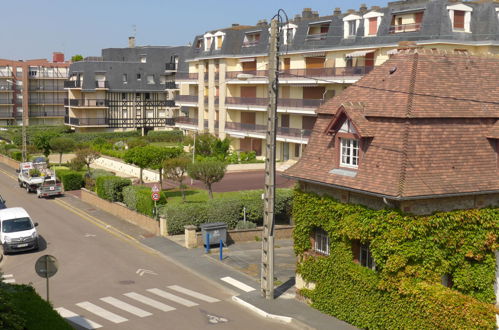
left=0, top=165, right=290, bottom=330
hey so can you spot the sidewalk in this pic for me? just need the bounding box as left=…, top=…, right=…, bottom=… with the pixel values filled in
left=63, top=191, right=355, bottom=330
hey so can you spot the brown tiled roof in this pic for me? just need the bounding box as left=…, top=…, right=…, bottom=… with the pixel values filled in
left=286, top=50, right=499, bottom=199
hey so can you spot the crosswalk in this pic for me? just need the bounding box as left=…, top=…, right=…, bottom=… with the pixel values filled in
left=1, top=274, right=15, bottom=284
left=55, top=285, right=220, bottom=329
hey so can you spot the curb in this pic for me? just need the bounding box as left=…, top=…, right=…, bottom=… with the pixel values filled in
left=232, top=296, right=293, bottom=324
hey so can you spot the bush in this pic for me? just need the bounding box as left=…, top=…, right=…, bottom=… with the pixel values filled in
left=239, top=189, right=294, bottom=225
left=58, top=171, right=84, bottom=191
left=240, top=151, right=257, bottom=163
left=68, top=157, right=85, bottom=171
left=8, top=149, right=22, bottom=161
left=84, top=169, right=115, bottom=191
left=122, top=185, right=167, bottom=217
left=61, top=131, right=139, bottom=143
left=235, top=220, right=257, bottom=230
left=95, top=176, right=131, bottom=202
left=146, top=130, right=183, bottom=143
left=126, top=137, right=147, bottom=149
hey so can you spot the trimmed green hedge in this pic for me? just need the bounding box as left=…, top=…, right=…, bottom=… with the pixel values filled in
left=56, top=170, right=84, bottom=191
left=95, top=176, right=131, bottom=202
left=62, top=131, right=140, bottom=143
left=146, top=130, right=183, bottom=142
left=0, top=284, right=72, bottom=330
left=293, top=189, right=499, bottom=329
left=123, top=185, right=167, bottom=217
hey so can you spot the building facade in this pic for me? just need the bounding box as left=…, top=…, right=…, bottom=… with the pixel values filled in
left=177, top=0, right=499, bottom=161
left=0, top=53, right=69, bottom=126
left=64, top=38, right=189, bottom=133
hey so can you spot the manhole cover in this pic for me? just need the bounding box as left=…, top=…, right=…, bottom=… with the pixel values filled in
left=118, top=280, right=135, bottom=285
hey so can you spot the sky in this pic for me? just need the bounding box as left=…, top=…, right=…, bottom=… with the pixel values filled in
left=0, top=0, right=387, bottom=60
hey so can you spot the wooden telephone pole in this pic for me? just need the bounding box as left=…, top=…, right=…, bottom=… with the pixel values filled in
left=261, top=17, right=279, bottom=300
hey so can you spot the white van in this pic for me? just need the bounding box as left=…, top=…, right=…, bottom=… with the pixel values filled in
left=0, top=207, right=39, bottom=254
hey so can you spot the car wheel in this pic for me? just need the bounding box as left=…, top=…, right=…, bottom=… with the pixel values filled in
left=18, top=181, right=23, bottom=188
left=26, top=185, right=30, bottom=193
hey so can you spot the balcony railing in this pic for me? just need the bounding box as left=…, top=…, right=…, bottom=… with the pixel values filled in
left=67, top=117, right=109, bottom=126
left=64, top=99, right=109, bottom=107
left=306, top=32, right=328, bottom=41
left=95, top=81, right=109, bottom=89
left=30, top=110, right=65, bottom=117
left=64, top=80, right=81, bottom=88
left=226, top=97, right=323, bottom=109
left=165, top=63, right=177, bottom=71
left=30, top=72, right=67, bottom=79
left=226, top=67, right=373, bottom=80
left=29, top=99, right=65, bottom=105
left=164, top=81, right=178, bottom=89
left=175, top=73, right=198, bottom=80
left=226, top=70, right=268, bottom=79
left=225, top=121, right=312, bottom=138
left=389, top=23, right=422, bottom=34
left=0, top=111, right=14, bottom=118
left=175, top=95, right=198, bottom=103
left=175, top=117, right=198, bottom=126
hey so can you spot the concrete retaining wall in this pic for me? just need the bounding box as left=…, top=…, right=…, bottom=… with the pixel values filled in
left=196, top=225, right=293, bottom=245
left=0, top=154, right=20, bottom=170
left=80, top=188, right=159, bottom=235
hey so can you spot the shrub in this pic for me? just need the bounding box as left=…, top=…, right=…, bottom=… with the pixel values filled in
left=126, top=137, right=147, bottom=149
left=240, top=151, right=257, bottom=163
left=68, top=157, right=85, bottom=171
left=239, top=189, right=294, bottom=225
left=84, top=169, right=115, bottom=191
left=29, top=169, right=41, bottom=177
left=62, top=131, right=139, bottom=143
left=146, top=130, right=183, bottom=143
left=95, top=176, right=131, bottom=202
left=58, top=171, right=84, bottom=191
left=235, top=220, right=257, bottom=230
left=8, top=149, right=22, bottom=161
left=122, top=185, right=167, bottom=217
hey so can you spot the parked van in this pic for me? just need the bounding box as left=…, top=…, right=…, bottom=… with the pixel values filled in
left=0, top=207, right=39, bottom=254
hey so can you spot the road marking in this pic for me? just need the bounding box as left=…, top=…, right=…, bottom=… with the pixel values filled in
left=136, top=268, right=157, bottom=276
left=100, top=297, right=152, bottom=318
left=76, top=301, right=128, bottom=324
left=220, top=276, right=256, bottom=292
left=167, top=285, right=220, bottom=303
left=84, top=233, right=96, bottom=238
left=123, top=292, right=176, bottom=312
left=147, top=288, right=198, bottom=307
left=55, top=307, right=103, bottom=329
left=2, top=274, right=15, bottom=284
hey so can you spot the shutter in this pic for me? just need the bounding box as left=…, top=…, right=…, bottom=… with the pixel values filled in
left=252, top=139, right=262, bottom=156
left=281, top=114, right=290, bottom=128
left=320, top=24, right=329, bottom=34
left=239, top=138, right=252, bottom=151
left=302, top=116, right=316, bottom=130
left=303, top=86, right=325, bottom=99
left=242, top=61, right=257, bottom=71
left=281, top=86, right=290, bottom=99
left=369, top=17, right=378, bottom=35
left=415, top=12, right=423, bottom=24
left=454, top=10, right=465, bottom=29
left=240, top=86, right=256, bottom=98
left=305, top=57, right=325, bottom=69
left=364, top=52, right=374, bottom=67
left=240, top=112, right=256, bottom=124
left=283, top=58, right=291, bottom=70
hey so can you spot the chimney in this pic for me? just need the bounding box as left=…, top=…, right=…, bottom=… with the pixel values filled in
left=333, top=8, right=342, bottom=16
left=294, top=14, right=301, bottom=22
left=312, top=10, right=319, bottom=18
left=232, top=23, right=239, bottom=27
left=302, top=8, right=313, bottom=19
left=128, top=36, right=135, bottom=48
left=257, top=19, right=268, bottom=27
left=347, top=9, right=356, bottom=14
left=359, top=4, right=368, bottom=14
left=371, top=6, right=381, bottom=11
left=52, top=52, right=64, bottom=63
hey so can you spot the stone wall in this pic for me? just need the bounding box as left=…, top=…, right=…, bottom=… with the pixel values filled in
left=0, top=154, right=20, bottom=170
left=195, top=225, right=294, bottom=246
left=80, top=188, right=159, bottom=235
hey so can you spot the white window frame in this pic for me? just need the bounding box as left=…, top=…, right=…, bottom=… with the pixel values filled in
left=343, top=14, right=361, bottom=38
left=147, top=74, right=155, bottom=84
left=314, top=228, right=330, bottom=256
left=213, top=31, right=225, bottom=50
left=363, top=11, right=384, bottom=37
left=340, top=138, right=359, bottom=169
left=243, top=31, right=261, bottom=47
left=360, top=243, right=376, bottom=270
left=282, top=23, right=297, bottom=45
left=447, top=4, right=473, bottom=33
left=203, top=33, right=213, bottom=51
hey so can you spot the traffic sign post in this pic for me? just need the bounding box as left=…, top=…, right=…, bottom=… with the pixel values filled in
left=35, top=255, right=58, bottom=303
left=151, top=184, right=160, bottom=193
left=151, top=192, right=160, bottom=220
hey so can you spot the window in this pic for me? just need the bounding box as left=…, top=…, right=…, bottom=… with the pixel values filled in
left=195, top=38, right=203, bottom=49
left=121, top=93, right=127, bottom=100
left=145, top=93, right=151, bottom=100
left=348, top=21, right=357, bottom=36
left=343, top=14, right=361, bottom=38
left=122, top=74, right=127, bottom=84
left=282, top=23, right=297, bottom=45
left=389, top=12, right=424, bottom=34
left=447, top=4, right=473, bottom=32
left=140, top=55, right=146, bottom=63
left=306, top=21, right=330, bottom=40
left=147, top=74, right=155, bottom=84
left=136, top=73, right=141, bottom=81
left=363, top=11, right=384, bottom=37
left=340, top=138, right=359, bottom=168
left=360, top=243, right=375, bottom=270
left=314, top=228, right=330, bottom=255
left=441, top=274, right=453, bottom=288
left=369, top=17, right=378, bottom=35
left=243, top=32, right=261, bottom=47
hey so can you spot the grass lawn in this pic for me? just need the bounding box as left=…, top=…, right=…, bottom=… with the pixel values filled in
left=163, top=188, right=251, bottom=204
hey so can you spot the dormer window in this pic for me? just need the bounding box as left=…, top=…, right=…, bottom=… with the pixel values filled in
left=343, top=14, right=361, bottom=38
left=447, top=4, right=473, bottom=33
left=195, top=38, right=203, bottom=49
left=340, top=138, right=359, bottom=168
left=140, top=55, right=146, bottom=63
left=389, top=10, right=424, bottom=33
left=243, top=31, right=261, bottom=47
left=213, top=31, right=225, bottom=50
left=363, top=11, right=384, bottom=36
left=306, top=21, right=330, bottom=41
left=203, top=33, right=213, bottom=51
left=282, top=23, right=297, bottom=45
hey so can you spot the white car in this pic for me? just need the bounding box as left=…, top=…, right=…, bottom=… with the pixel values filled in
left=0, top=207, right=39, bottom=254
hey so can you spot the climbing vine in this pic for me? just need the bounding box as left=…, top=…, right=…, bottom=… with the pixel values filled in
left=293, top=189, right=499, bottom=329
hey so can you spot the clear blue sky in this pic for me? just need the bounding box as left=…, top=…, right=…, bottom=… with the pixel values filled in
left=0, top=0, right=387, bottom=60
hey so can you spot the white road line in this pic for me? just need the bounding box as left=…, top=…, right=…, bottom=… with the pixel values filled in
left=220, top=276, right=256, bottom=292
left=55, top=307, right=103, bottom=329
left=76, top=302, right=128, bottom=324
left=100, top=297, right=152, bottom=318
left=147, top=288, right=199, bottom=307
left=167, top=285, right=220, bottom=303
left=2, top=274, right=14, bottom=278
left=2, top=279, right=15, bottom=283
left=123, top=292, right=176, bottom=312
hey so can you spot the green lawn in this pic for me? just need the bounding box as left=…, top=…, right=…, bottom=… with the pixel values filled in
left=163, top=188, right=248, bottom=204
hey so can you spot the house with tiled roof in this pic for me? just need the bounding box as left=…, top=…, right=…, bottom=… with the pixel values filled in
left=284, top=50, right=499, bottom=328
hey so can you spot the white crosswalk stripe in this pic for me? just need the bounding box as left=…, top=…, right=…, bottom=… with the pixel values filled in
left=168, top=285, right=220, bottom=303
left=76, top=302, right=128, bottom=324
left=147, top=288, right=199, bottom=307
left=55, top=307, right=103, bottom=329
left=100, top=297, right=152, bottom=318
left=2, top=274, right=15, bottom=284
left=220, top=276, right=256, bottom=292
left=124, top=292, right=176, bottom=312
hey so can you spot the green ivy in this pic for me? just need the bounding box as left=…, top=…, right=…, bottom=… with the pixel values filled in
left=293, top=189, right=499, bottom=329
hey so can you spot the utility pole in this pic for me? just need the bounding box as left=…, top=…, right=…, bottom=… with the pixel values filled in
left=261, top=17, right=279, bottom=300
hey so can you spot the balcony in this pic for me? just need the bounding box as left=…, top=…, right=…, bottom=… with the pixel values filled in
left=30, top=72, right=67, bottom=79
left=165, top=63, right=177, bottom=71
left=281, top=66, right=374, bottom=78
left=66, top=117, right=109, bottom=126
left=175, top=95, right=198, bottom=105
left=29, top=99, right=65, bottom=105
left=64, top=99, right=108, bottom=107
left=175, top=73, right=198, bottom=81
left=226, top=97, right=323, bottom=112
left=175, top=116, right=198, bottom=127
left=226, top=70, right=268, bottom=79
left=64, top=80, right=81, bottom=88
left=0, top=70, right=13, bottom=78
left=164, top=81, right=178, bottom=89
left=0, top=99, right=13, bottom=105
left=95, top=81, right=109, bottom=89
left=306, top=32, right=328, bottom=41
left=0, top=111, right=14, bottom=118
left=389, top=23, right=422, bottom=34
left=225, top=121, right=312, bottom=139
left=30, top=110, right=65, bottom=117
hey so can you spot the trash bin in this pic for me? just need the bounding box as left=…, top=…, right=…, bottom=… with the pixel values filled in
left=200, top=222, right=227, bottom=247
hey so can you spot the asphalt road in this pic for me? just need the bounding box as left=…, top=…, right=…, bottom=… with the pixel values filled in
left=0, top=165, right=290, bottom=330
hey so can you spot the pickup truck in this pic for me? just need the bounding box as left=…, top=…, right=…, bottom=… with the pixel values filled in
left=17, top=160, right=63, bottom=198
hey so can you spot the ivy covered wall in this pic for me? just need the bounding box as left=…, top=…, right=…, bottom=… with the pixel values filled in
left=293, top=189, right=499, bottom=329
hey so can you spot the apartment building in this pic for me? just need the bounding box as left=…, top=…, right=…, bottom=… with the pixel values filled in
left=64, top=38, right=189, bottom=133
left=175, top=0, right=499, bottom=161
left=0, top=53, right=69, bottom=126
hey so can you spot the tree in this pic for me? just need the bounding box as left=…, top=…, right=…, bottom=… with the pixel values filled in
left=71, top=54, right=83, bottom=62
left=163, top=156, right=190, bottom=201
left=193, top=133, right=231, bottom=160
left=149, top=147, right=183, bottom=189
left=123, top=146, right=158, bottom=184
left=32, top=130, right=60, bottom=158
left=75, top=148, right=100, bottom=175
left=49, top=137, right=75, bottom=165
left=187, top=160, right=227, bottom=199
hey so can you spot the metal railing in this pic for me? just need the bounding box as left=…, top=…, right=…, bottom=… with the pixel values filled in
left=95, top=81, right=109, bottom=88
left=175, top=73, right=198, bottom=80
left=175, top=95, right=198, bottom=103
left=175, top=117, right=198, bottom=126
left=30, top=110, right=65, bottom=117
left=64, top=99, right=108, bottom=107
left=389, top=23, right=422, bottom=34
left=226, top=97, right=323, bottom=108
left=67, top=117, right=109, bottom=126
left=0, top=111, right=14, bottom=118
left=226, top=70, right=268, bottom=79
left=226, top=66, right=373, bottom=79
left=29, top=72, right=68, bottom=79
left=29, top=99, right=65, bottom=105
left=164, top=81, right=178, bottom=89
left=225, top=121, right=312, bottom=138
left=306, top=32, right=328, bottom=41
left=165, top=63, right=177, bottom=71
left=64, top=80, right=81, bottom=88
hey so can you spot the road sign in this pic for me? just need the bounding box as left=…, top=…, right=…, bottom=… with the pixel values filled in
left=151, top=192, right=160, bottom=201
left=151, top=184, right=160, bottom=193
left=35, top=255, right=58, bottom=278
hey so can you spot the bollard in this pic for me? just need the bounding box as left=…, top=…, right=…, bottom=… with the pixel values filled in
left=219, top=239, right=223, bottom=260
left=205, top=233, right=210, bottom=253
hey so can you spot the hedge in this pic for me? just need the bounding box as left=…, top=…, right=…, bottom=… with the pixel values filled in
left=238, top=189, right=293, bottom=225
left=95, top=176, right=131, bottom=202
left=146, top=130, right=183, bottom=143
left=56, top=170, right=84, bottom=191
left=123, top=185, right=167, bottom=217
left=293, top=189, right=499, bottom=329
left=0, top=283, right=72, bottom=330
left=62, top=131, right=140, bottom=143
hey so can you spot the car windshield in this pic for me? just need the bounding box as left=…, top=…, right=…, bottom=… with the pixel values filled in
left=2, top=217, right=33, bottom=233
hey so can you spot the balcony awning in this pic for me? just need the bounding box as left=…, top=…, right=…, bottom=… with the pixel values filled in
left=345, top=49, right=375, bottom=58
left=239, top=57, right=256, bottom=63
